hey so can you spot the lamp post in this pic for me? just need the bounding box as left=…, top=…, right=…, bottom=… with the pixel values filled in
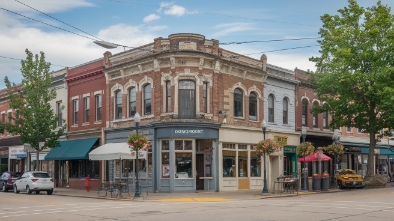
left=134, top=112, right=141, bottom=198
left=317, top=146, right=323, bottom=192
left=301, top=128, right=308, bottom=191
left=262, top=119, right=268, bottom=194
left=332, top=129, right=340, bottom=188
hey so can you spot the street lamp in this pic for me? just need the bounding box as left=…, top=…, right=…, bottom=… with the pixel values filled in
left=262, top=119, right=268, bottom=194
left=134, top=112, right=141, bottom=198
left=301, top=128, right=308, bottom=191
left=317, top=146, right=323, bottom=192
left=332, top=129, right=340, bottom=188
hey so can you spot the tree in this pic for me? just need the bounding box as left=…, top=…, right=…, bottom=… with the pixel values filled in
left=4, top=49, right=65, bottom=170
left=310, top=0, right=394, bottom=176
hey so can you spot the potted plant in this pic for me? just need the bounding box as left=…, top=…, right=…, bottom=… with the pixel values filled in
left=321, top=171, right=330, bottom=191
left=297, top=142, right=315, bottom=190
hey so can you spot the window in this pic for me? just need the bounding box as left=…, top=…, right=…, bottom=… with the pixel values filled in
left=129, top=87, right=136, bottom=117
left=283, top=98, right=288, bottom=124
left=73, top=99, right=78, bottom=124
left=238, top=145, right=248, bottom=177
left=175, top=140, right=193, bottom=178
left=251, top=150, right=261, bottom=177
left=249, top=92, right=257, bottom=121
left=1, top=113, right=5, bottom=123
left=161, top=140, right=170, bottom=178
left=144, top=84, right=151, bottom=115
left=234, top=88, right=243, bottom=117
left=222, top=143, right=235, bottom=177
left=115, top=90, right=122, bottom=119
left=84, top=96, right=90, bottom=123
left=313, top=101, right=319, bottom=128
left=203, top=82, right=208, bottom=113
left=7, top=112, right=12, bottom=123
left=268, top=94, right=274, bottom=122
left=95, top=94, right=102, bottom=121
left=302, top=99, right=308, bottom=126
left=69, top=160, right=99, bottom=179
left=56, top=101, right=62, bottom=127
left=347, top=127, right=352, bottom=132
left=323, top=103, right=329, bottom=129
left=166, top=81, right=171, bottom=113
left=178, top=80, right=196, bottom=119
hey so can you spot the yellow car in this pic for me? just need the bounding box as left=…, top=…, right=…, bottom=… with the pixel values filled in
left=336, top=169, right=364, bottom=189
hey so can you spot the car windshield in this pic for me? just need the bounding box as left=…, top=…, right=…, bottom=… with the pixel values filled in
left=339, top=170, right=355, bottom=175
left=33, top=173, right=50, bottom=178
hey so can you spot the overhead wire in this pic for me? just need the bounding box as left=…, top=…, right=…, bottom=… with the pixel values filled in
left=13, top=0, right=104, bottom=41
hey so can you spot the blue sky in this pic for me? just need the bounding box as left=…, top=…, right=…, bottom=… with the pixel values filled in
left=1, top=0, right=393, bottom=89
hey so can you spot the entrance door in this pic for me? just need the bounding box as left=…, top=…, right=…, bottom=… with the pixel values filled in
left=196, top=154, right=204, bottom=190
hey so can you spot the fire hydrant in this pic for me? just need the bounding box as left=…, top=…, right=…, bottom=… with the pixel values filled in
left=84, top=175, right=91, bottom=192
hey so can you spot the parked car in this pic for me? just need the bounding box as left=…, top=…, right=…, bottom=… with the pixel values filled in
left=13, top=171, right=54, bottom=195
left=336, top=169, right=365, bottom=189
left=0, top=172, right=19, bottom=192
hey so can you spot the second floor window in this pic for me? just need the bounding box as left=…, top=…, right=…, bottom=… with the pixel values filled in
left=56, top=101, right=62, bottom=127
left=234, top=88, right=243, bottom=117
left=84, top=96, right=90, bottom=123
left=323, top=103, right=329, bottom=128
left=268, top=94, right=274, bottom=122
left=73, top=99, right=78, bottom=124
left=144, top=84, right=151, bottom=115
left=302, top=99, right=308, bottom=126
left=1, top=113, right=5, bottom=123
left=129, top=87, right=136, bottom=117
left=96, top=94, right=102, bottom=121
left=249, top=92, right=257, bottom=120
left=166, top=81, right=171, bottom=113
left=313, top=101, right=319, bottom=128
left=203, top=82, right=208, bottom=113
left=283, top=98, right=288, bottom=124
left=115, top=91, right=122, bottom=119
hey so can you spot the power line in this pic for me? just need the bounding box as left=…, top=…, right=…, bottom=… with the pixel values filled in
left=0, top=7, right=97, bottom=41
left=13, top=0, right=103, bottom=41
left=243, top=45, right=320, bottom=56
left=220, top=37, right=321, bottom=45
left=0, top=55, right=68, bottom=68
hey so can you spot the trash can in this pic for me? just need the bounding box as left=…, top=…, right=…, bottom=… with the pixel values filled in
left=321, top=176, right=330, bottom=191
left=312, top=175, right=321, bottom=191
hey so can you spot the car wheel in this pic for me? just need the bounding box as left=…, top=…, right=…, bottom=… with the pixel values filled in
left=26, top=186, right=32, bottom=194
left=2, top=183, right=7, bottom=192
left=14, top=185, right=20, bottom=194
left=35, top=191, right=40, bottom=194
left=47, top=190, right=53, bottom=195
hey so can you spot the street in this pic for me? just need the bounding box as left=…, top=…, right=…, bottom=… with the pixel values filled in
left=1, top=187, right=394, bottom=221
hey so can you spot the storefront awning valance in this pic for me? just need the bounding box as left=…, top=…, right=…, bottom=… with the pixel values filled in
left=45, top=137, right=99, bottom=160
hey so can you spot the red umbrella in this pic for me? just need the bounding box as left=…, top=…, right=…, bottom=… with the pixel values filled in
left=298, top=152, right=332, bottom=162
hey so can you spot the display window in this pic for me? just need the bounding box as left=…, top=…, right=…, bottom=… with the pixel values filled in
left=161, top=140, right=170, bottom=178
left=174, top=140, right=193, bottom=178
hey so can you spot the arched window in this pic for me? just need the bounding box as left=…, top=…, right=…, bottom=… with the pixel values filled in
left=179, top=80, right=196, bottom=119
left=234, top=88, right=243, bottom=117
left=143, top=84, right=151, bottom=115
left=313, top=101, right=319, bottom=128
left=268, top=94, right=274, bottom=122
left=115, top=90, right=122, bottom=119
left=323, top=103, right=329, bottom=128
left=283, top=98, right=288, bottom=124
left=249, top=92, right=257, bottom=120
left=166, top=81, right=171, bottom=113
left=129, top=87, right=136, bottom=117
left=302, top=99, right=308, bottom=126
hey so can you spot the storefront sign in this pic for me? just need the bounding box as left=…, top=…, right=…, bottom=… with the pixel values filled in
left=284, top=146, right=296, bottom=153
left=274, top=136, right=288, bottom=146
left=130, top=150, right=147, bottom=159
left=9, top=146, right=27, bottom=159
left=174, top=130, right=203, bottom=134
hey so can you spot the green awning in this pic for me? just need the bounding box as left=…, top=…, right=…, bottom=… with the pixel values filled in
left=45, top=137, right=98, bottom=160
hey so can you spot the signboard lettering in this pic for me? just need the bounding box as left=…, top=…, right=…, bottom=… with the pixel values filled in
left=175, top=130, right=203, bottom=134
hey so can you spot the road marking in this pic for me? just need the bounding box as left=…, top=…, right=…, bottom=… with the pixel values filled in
left=153, top=197, right=230, bottom=202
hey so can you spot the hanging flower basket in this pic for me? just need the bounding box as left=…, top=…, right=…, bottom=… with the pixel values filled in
left=127, top=132, right=149, bottom=151
left=253, top=139, right=281, bottom=158
left=324, top=142, right=344, bottom=157
left=296, top=142, right=315, bottom=157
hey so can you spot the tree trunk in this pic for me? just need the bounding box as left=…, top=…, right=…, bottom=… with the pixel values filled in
left=367, top=133, right=376, bottom=176
left=35, top=149, right=40, bottom=171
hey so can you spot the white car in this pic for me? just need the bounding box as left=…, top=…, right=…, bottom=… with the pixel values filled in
left=13, top=171, right=54, bottom=195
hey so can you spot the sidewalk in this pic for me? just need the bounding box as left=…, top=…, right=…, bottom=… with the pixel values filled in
left=53, top=187, right=342, bottom=202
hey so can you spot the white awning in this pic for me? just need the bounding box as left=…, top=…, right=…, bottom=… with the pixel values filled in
left=89, top=142, right=147, bottom=160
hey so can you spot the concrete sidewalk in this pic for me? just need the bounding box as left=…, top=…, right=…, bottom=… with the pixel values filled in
left=53, top=187, right=342, bottom=202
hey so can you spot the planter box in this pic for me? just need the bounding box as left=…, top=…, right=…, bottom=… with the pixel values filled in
left=321, top=177, right=330, bottom=190
left=312, top=176, right=321, bottom=191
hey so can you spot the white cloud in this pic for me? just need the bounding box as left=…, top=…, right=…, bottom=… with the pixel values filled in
left=158, top=2, right=187, bottom=17
left=143, top=14, right=161, bottom=23
left=212, top=22, right=257, bottom=38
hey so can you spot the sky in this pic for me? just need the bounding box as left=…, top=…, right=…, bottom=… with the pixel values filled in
left=1, top=0, right=393, bottom=89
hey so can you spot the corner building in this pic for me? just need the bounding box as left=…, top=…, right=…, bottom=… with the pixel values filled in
left=103, top=33, right=297, bottom=192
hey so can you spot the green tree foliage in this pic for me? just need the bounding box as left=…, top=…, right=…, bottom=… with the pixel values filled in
left=310, top=0, right=394, bottom=176
left=4, top=49, right=65, bottom=170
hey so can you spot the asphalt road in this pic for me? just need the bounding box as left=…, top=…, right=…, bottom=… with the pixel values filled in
left=1, top=187, right=394, bottom=221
